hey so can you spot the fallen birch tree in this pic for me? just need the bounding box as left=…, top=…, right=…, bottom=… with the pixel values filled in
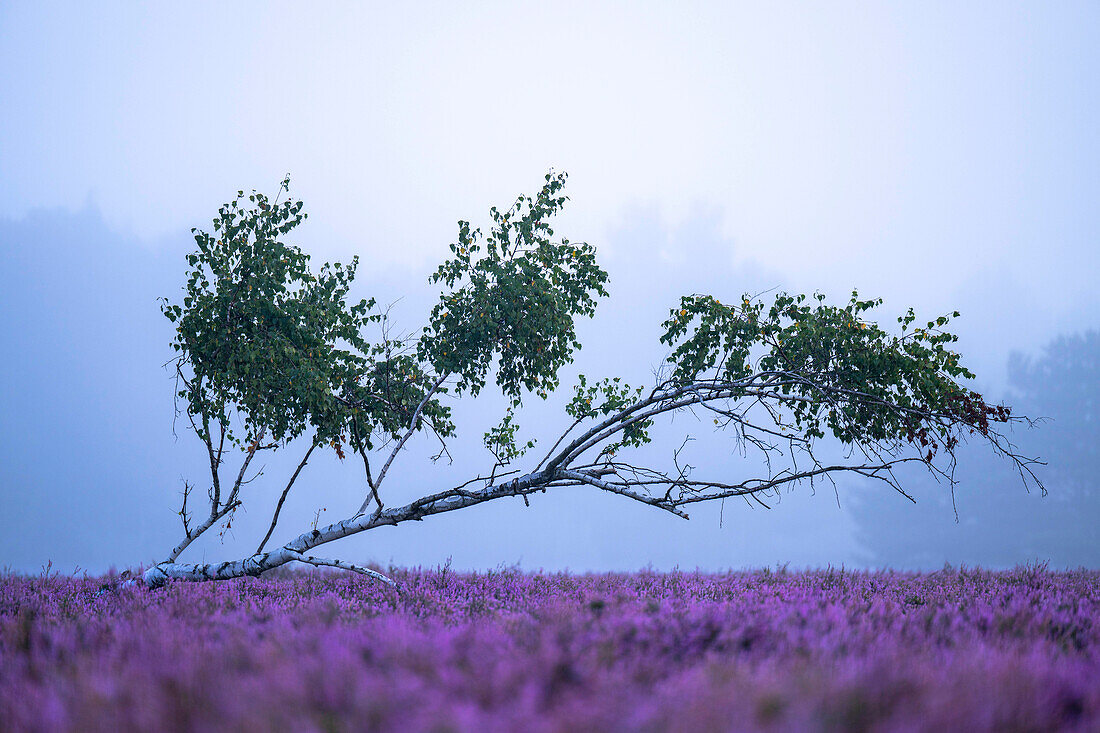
left=143, top=172, right=1041, bottom=588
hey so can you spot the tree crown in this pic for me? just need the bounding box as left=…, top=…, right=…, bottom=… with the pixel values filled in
left=418, top=171, right=609, bottom=403
left=162, top=177, right=377, bottom=448
left=660, top=290, right=1008, bottom=460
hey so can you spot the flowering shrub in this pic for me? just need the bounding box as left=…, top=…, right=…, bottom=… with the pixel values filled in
left=2, top=566, right=1097, bottom=731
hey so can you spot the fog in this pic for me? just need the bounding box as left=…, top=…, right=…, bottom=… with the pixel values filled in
left=1, top=3, right=1097, bottom=574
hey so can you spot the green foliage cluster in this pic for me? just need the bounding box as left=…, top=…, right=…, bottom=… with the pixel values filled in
left=162, top=177, right=376, bottom=449
left=660, top=291, right=1009, bottom=458
left=566, top=375, right=653, bottom=455
left=482, top=410, right=536, bottom=465
left=164, top=172, right=609, bottom=462
left=418, top=172, right=609, bottom=403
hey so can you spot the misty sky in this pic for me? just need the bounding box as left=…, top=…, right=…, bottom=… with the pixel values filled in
left=2, top=2, right=1098, bottom=575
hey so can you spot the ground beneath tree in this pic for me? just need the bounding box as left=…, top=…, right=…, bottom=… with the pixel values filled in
left=2, top=566, right=1097, bottom=731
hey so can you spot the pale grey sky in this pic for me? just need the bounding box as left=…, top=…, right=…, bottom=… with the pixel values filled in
left=2, top=2, right=1097, bottom=574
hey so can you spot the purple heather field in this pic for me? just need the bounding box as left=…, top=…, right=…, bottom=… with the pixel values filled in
left=2, top=566, right=1098, bottom=732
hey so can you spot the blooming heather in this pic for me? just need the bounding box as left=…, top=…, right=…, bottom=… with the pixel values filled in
left=1, top=566, right=1097, bottom=731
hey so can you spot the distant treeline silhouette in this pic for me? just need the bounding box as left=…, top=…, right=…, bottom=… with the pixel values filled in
left=853, top=331, right=1100, bottom=568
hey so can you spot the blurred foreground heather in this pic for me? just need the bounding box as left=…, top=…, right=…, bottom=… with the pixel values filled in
left=2, top=566, right=1097, bottom=732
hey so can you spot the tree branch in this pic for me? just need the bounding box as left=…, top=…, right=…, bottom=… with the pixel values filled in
left=164, top=499, right=241, bottom=563
left=284, top=550, right=396, bottom=587
left=556, top=468, right=689, bottom=518
left=256, top=438, right=318, bottom=554
left=359, top=373, right=449, bottom=513
left=226, top=429, right=264, bottom=510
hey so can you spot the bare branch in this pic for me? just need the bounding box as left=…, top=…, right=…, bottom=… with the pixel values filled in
left=178, top=479, right=193, bottom=538
left=227, top=429, right=265, bottom=509
left=191, top=400, right=223, bottom=518
left=535, top=416, right=584, bottom=471
left=164, top=499, right=241, bottom=563
left=556, top=468, right=689, bottom=519
left=256, top=438, right=318, bottom=554
left=284, top=550, right=396, bottom=588
left=667, top=459, right=922, bottom=506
